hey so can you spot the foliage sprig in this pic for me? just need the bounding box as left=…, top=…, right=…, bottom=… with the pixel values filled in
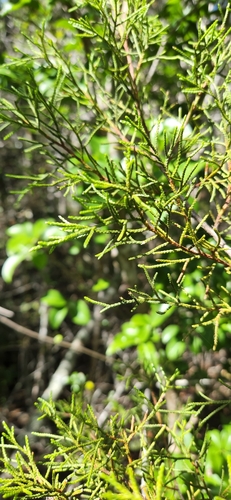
left=1, top=1, right=231, bottom=340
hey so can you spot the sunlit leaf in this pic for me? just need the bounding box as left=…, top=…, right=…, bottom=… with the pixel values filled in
left=41, top=289, right=67, bottom=308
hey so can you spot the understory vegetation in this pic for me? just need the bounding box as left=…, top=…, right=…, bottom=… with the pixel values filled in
left=0, top=0, right=231, bottom=498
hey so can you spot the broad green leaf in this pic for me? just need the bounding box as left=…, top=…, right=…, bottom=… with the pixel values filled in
left=162, top=324, right=179, bottom=343
left=92, top=278, right=109, bottom=292
left=43, top=225, right=66, bottom=240
left=0, top=0, right=31, bottom=16
left=165, top=339, right=186, bottom=361
left=106, top=314, right=151, bottom=355
left=41, top=289, right=67, bottom=308
left=6, top=220, right=47, bottom=255
left=137, top=341, right=160, bottom=373
left=1, top=254, right=26, bottom=283
left=71, top=299, right=91, bottom=325
left=6, top=221, right=33, bottom=237
left=31, top=219, right=48, bottom=239
left=0, top=68, right=18, bottom=78
left=6, top=232, right=32, bottom=255
left=149, top=304, right=176, bottom=328
left=48, top=307, right=68, bottom=329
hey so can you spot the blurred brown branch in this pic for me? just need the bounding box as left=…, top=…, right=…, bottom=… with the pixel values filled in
left=0, top=314, right=107, bottom=361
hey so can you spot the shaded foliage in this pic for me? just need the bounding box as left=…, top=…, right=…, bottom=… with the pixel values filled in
left=0, top=1, right=231, bottom=499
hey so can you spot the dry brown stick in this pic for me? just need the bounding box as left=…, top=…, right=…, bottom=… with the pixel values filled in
left=0, top=314, right=107, bottom=362
left=0, top=306, right=14, bottom=317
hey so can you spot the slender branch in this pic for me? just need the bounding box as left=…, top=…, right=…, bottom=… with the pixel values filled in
left=32, top=303, right=49, bottom=400
left=190, top=208, right=231, bottom=260
left=0, top=315, right=107, bottom=361
left=146, top=37, right=167, bottom=84
left=0, top=306, right=14, bottom=317
left=136, top=201, right=231, bottom=265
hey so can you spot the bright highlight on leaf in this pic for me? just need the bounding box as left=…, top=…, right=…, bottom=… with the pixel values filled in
left=41, top=289, right=67, bottom=308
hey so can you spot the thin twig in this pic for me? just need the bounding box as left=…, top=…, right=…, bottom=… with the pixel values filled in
left=146, top=38, right=167, bottom=84
left=0, top=306, right=14, bottom=317
left=32, top=302, right=49, bottom=399
left=0, top=315, right=107, bottom=361
left=190, top=207, right=231, bottom=259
